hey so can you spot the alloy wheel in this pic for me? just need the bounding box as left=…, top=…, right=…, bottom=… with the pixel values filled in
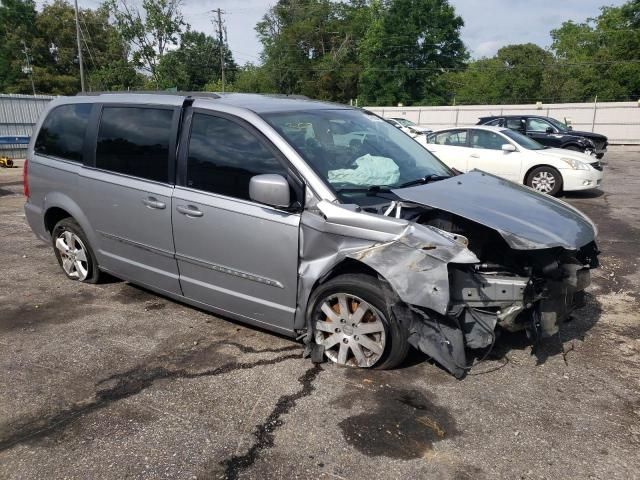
left=55, top=230, right=89, bottom=281
left=531, top=171, right=556, bottom=193
left=314, top=293, right=386, bottom=367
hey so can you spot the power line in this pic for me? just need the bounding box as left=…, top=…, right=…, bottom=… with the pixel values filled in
left=212, top=8, right=227, bottom=92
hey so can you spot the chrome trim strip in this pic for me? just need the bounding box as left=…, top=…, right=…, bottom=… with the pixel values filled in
left=97, top=230, right=175, bottom=258
left=175, top=253, right=285, bottom=289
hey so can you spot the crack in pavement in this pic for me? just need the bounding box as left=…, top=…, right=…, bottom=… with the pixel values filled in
left=0, top=342, right=302, bottom=452
left=217, top=364, right=323, bottom=480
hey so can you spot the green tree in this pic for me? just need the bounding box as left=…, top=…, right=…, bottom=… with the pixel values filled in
left=1, top=0, right=139, bottom=95
left=549, top=0, right=640, bottom=102
left=106, top=0, right=186, bottom=86
left=358, top=0, right=467, bottom=106
left=0, top=0, right=38, bottom=93
left=255, top=0, right=371, bottom=102
left=156, top=30, right=236, bottom=90
left=447, top=43, right=554, bottom=104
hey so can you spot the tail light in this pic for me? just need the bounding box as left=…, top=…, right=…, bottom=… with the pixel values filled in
left=23, top=158, right=29, bottom=198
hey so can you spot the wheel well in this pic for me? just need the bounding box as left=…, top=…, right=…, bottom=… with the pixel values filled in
left=320, top=259, right=380, bottom=284
left=44, top=207, right=72, bottom=233
left=523, top=164, right=562, bottom=185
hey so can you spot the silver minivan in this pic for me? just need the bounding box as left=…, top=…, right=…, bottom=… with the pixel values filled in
left=24, top=93, right=600, bottom=377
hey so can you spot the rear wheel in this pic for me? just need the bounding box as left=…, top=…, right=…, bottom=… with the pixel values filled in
left=309, top=274, right=409, bottom=369
left=526, top=166, right=563, bottom=196
left=52, top=218, right=101, bottom=283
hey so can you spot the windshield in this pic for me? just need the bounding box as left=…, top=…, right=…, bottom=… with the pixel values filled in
left=501, top=129, right=546, bottom=150
left=262, top=109, right=452, bottom=204
left=547, top=117, right=569, bottom=132
left=393, top=118, right=415, bottom=127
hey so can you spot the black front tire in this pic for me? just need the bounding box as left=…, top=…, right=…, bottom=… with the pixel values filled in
left=308, top=274, right=410, bottom=369
left=52, top=218, right=101, bottom=283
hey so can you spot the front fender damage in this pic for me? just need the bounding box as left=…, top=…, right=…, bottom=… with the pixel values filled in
left=296, top=201, right=478, bottom=377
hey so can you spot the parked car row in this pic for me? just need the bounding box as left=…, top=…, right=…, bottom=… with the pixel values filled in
left=380, top=112, right=607, bottom=196
left=420, top=126, right=603, bottom=196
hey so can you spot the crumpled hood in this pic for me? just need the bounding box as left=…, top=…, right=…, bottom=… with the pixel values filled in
left=392, top=171, right=597, bottom=250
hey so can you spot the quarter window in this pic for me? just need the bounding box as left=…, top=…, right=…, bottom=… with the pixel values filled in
left=34, top=104, right=91, bottom=162
left=96, top=107, right=173, bottom=183
left=186, top=113, right=287, bottom=201
left=470, top=130, right=506, bottom=150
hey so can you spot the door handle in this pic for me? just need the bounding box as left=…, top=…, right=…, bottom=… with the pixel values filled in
left=142, top=197, right=166, bottom=209
left=176, top=205, right=204, bottom=218
left=470, top=153, right=480, bottom=158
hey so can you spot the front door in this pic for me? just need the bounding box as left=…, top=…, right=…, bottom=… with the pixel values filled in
left=80, top=104, right=181, bottom=295
left=468, top=129, right=521, bottom=181
left=526, top=117, right=559, bottom=148
left=172, top=108, right=301, bottom=332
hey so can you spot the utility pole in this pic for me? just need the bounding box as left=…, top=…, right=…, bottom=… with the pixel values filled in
left=20, top=41, right=36, bottom=96
left=213, top=8, right=226, bottom=92
left=74, top=0, right=85, bottom=93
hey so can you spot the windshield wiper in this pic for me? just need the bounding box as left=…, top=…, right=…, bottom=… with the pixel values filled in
left=334, top=185, right=392, bottom=194
left=395, top=174, right=451, bottom=189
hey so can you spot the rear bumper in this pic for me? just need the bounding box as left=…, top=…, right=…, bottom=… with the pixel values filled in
left=24, top=201, right=48, bottom=242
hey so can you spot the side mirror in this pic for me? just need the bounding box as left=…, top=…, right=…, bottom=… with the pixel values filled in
left=502, top=144, right=517, bottom=152
left=545, top=127, right=554, bottom=134
left=249, top=174, right=291, bottom=208
left=568, top=125, right=573, bottom=131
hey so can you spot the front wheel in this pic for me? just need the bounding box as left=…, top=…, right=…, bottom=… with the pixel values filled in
left=52, top=218, right=101, bottom=283
left=309, top=274, right=409, bottom=369
left=526, top=166, right=563, bottom=196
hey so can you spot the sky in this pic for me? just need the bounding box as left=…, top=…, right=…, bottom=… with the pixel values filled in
left=73, top=0, right=628, bottom=63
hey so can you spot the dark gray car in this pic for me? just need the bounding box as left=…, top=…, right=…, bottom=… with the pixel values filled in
left=24, top=93, right=600, bottom=377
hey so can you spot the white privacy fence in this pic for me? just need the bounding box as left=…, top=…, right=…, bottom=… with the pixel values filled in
left=366, top=101, right=640, bottom=144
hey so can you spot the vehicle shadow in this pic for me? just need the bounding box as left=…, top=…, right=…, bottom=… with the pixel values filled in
left=560, top=189, right=605, bottom=199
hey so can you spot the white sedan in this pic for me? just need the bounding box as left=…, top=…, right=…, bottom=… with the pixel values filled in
left=420, top=126, right=604, bottom=195
left=385, top=118, right=432, bottom=137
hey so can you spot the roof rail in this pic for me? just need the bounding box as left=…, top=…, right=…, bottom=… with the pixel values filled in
left=75, top=91, right=221, bottom=99
left=262, top=94, right=310, bottom=100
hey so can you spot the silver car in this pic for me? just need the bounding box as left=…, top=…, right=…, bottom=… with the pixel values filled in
left=24, top=93, right=600, bottom=377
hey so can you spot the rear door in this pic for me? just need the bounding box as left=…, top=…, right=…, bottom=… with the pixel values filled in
left=80, top=103, right=181, bottom=294
left=426, top=129, right=470, bottom=171
left=468, top=129, right=521, bottom=181
left=172, top=107, right=302, bottom=332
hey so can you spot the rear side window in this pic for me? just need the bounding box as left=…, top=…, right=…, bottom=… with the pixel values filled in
left=34, top=104, right=91, bottom=162
left=96, top=107, right=173, bottom=183
left=431, top=130, right=468, bottom=146
left=186, top=113, right=287, bottom=201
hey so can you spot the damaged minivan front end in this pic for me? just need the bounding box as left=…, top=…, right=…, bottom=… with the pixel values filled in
left=297, top=171, right=599, bottom=378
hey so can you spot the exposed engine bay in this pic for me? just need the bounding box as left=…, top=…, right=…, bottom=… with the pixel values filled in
left=358, top=198, right=599, bottom=376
